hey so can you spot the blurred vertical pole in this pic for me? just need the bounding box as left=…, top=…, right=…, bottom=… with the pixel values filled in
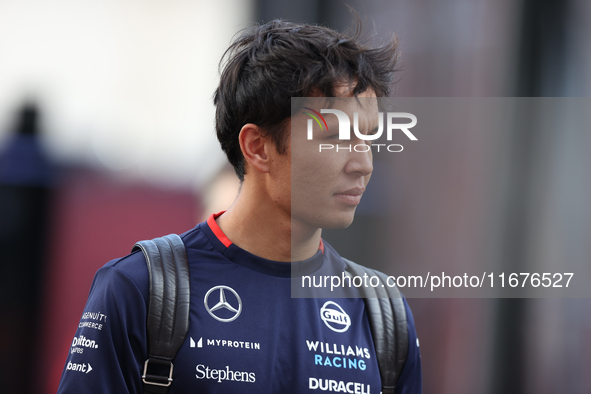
left=490, top=1, right=570, bottom=393
left=0, top=103, right=53, bottom=394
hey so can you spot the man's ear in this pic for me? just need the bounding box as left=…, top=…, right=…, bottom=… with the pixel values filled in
left=239, top=123, right=271, bottom=174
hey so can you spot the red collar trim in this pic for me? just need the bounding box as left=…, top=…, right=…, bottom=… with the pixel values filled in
left=207, top=211, right=232, bottom=248
left=207, top=211, right=325, bottom=254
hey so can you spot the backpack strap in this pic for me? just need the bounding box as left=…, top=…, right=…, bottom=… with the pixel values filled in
left=132, top=234, right=190, bottom=394
left=343, top=258, right=408, bottom=394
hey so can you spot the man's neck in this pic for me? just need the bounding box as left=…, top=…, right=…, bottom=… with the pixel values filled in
left=215, top=183, right=321, bottom=262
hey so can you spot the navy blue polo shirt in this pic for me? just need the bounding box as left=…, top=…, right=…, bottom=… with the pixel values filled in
left=57, top=213, right=422, bottom=393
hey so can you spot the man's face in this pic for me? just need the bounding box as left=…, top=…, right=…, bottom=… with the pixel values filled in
left=284, top=89, right=378, bottom=232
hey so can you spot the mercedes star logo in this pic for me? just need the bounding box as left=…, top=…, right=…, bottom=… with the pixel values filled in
left=204, top=285, right=242, bottom=322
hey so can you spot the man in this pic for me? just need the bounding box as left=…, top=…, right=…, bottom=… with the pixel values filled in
left=57, top=19, right=422, bottom=393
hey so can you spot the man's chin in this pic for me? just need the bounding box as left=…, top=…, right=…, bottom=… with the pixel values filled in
left=317, top=212, right=356, bottom=230
left=291, top=208, right=357, bottom=231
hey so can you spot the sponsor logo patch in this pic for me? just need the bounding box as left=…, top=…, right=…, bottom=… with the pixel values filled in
left=188, top=336, right=261, bottom=351
left=309, top=377, right=372, bottom=393
left=70, top=335, right=99, bottom=354
left=320, top=301, right=351, bottom=333
left=66, top=362, right=93, bottom=374
left=306, top=340, right=370, bottom=371
left=204, top=286, right=242, bottom=322
left=196, top=364, right=255, bottom=383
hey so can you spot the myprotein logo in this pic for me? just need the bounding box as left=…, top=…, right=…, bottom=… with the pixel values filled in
left=320, top=301, right=351, bottom=333
left=304, top=108, right=417, bottom=153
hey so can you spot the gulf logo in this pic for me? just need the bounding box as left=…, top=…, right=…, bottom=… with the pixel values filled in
left=320, top=301, right=351, bottom=333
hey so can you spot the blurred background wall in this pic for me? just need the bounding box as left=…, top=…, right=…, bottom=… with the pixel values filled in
left=0, top=0, right=590, bottom=393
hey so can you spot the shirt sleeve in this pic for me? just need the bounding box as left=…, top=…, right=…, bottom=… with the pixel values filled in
left=57, top=261, right=148, bottom=394
left=394, top=298, right=423, bottom=394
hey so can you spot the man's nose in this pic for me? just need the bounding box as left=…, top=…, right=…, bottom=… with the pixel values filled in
left=344, top=145, right=373, bottom=176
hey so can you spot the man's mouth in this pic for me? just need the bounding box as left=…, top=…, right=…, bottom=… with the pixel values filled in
left=334, top=187, right=365, bottom=205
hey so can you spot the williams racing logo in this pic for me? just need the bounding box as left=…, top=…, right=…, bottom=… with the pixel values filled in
left=320, top=301, right=351, bottom=333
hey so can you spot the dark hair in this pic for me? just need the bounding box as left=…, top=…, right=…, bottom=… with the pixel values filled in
left=213, top=19, right=399, bottom=181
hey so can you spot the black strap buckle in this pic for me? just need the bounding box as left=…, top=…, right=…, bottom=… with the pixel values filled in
left=142, top=358, right=174, bottom=387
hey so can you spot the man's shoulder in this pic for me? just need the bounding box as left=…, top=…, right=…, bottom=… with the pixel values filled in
left=89, top=248, right=150, bottom=305
left=94, top=223, right=208, bottom=296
